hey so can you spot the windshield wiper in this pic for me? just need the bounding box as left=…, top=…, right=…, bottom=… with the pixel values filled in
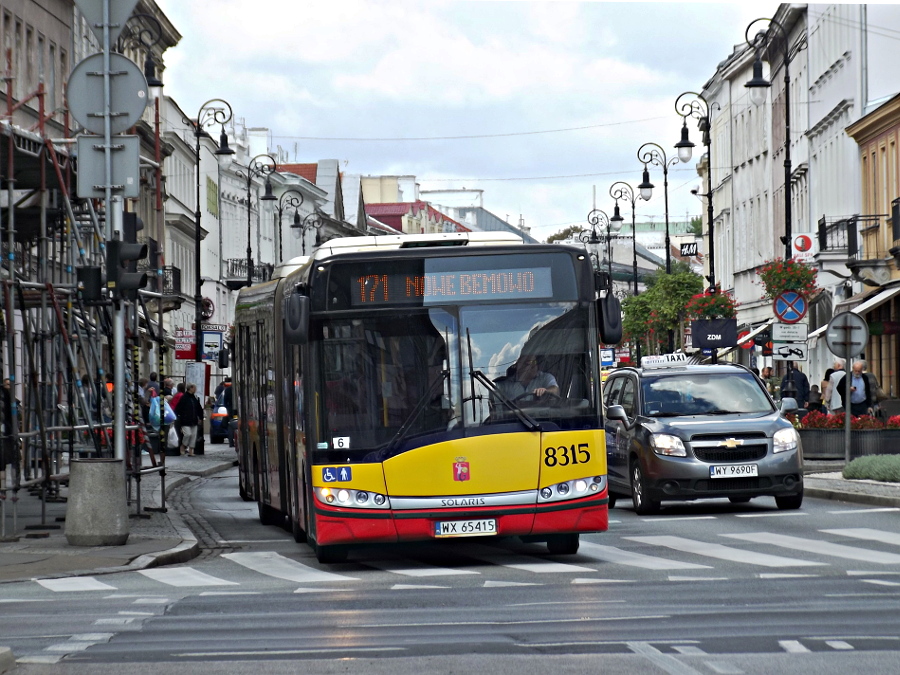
left=471, top=369, right=542, bottom=432
left=382, top=368, right=451, bottom=455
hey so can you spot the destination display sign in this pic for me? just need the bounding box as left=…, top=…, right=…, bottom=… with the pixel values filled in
left=351, top=267, right=553, bottom=306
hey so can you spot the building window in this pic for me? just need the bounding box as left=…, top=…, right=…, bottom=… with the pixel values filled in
left=206, top=175, right=219, bottom=217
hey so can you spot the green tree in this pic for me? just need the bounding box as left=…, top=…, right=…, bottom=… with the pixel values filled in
left=622, top=267, right=703, bottom=355
left=546, top=225, right=584, bottom=243
left=689, top=216, right=703, bottom=237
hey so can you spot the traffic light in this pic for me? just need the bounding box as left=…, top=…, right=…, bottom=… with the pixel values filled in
left=106, top=239, right=148, bottom=300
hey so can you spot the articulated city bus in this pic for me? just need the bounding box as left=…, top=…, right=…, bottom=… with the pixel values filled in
left=233, top=232, right=622, bottom=563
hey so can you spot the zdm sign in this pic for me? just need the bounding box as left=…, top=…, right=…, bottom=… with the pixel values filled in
left=691, top=318, right=738, bottom=349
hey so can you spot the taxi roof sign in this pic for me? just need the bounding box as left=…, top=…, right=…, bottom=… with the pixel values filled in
left=641, top=353, right=688, bottom=369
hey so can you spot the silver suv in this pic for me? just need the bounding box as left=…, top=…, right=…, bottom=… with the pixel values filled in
left=604, top=359, right=803, bottom=514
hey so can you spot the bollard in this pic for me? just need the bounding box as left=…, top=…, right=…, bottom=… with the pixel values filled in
left=65, top=458, right=129, bottom=546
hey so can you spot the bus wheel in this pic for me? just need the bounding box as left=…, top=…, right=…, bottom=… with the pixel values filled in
left=258, top=501, right=281, bottom=527
left=314, top=542, right=348, bottom=564
left=238, top=480, right=252, bottom=502
left=546, top=533, right=579, bottom=555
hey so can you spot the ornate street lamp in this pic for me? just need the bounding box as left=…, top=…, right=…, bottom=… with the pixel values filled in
left=235, top=154, right=278, bottom=286
left=583, top=208, right=622, bottom=285
left=675, top=91, right=720, bottom=290
left=637, top=142, right=678, bottom=353
left=274, top=189, right=305, bottom=263
left=609, top=181, right=641, bottom=361
left=193, top=99, right=235, bottom=367
left=745, top=17, right=794, bottom=260
left=292, top=211, right=325, bottom=256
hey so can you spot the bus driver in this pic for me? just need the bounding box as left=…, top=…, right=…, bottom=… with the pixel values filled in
left=499, top=355, right=559, bottom=399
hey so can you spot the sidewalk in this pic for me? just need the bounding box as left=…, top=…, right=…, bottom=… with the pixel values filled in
left=0, top=440, right=237, bottom=584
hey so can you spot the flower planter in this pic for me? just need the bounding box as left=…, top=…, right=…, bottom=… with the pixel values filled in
left=798, top=428, right=900, bottom=459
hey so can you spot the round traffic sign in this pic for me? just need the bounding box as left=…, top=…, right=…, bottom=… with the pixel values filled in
left=66, top=53, right=148, bottom=135
left=824, top=312, right=869, bottom=359
left=738, top=330, right=753, bottom=349
left=773, top=291, right=808, bottom=324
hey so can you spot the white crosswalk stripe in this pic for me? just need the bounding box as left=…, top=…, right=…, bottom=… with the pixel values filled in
left=578, top=541, right=711, bottom=570
left=626, top=535, right=826, bottom=567
left=822, top=528, right=900, bottom=547
left=723, top=532, right=900, bottom=564
left=221, top=551, right=358, bottom=583
left=138, top=567, right=239, bottom=587
left=36, top=577, right=117, bottom=592
left=364, top=560, right=480, bottom=577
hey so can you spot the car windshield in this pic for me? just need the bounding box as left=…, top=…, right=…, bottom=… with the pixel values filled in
left=641, top=371, right=773, bottom=416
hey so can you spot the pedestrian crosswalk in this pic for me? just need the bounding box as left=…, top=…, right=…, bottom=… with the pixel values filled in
left=25, top=527, right=900, bottom=594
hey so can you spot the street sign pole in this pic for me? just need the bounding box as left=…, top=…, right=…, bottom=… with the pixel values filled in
left=824, top=312, right=869, bottom=464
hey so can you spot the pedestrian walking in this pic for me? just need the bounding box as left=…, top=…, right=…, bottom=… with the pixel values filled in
left=174, top=383, right=204, bottom=456
left=832, top=360, right=874, bottom=417
left=146, top=372, right=161, bottom=397
left=823, top=359, right=845, bottom=412
left=780, top=363, right=810, bottom=408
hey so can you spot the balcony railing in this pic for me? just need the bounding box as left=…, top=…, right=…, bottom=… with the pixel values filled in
left=224, top=258, right=274, bottom=284
left=818, top=214, right=890, bottom=261
left=138, top=265, right=182, bottom=295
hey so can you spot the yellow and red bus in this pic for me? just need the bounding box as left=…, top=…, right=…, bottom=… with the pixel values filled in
left=233, top=232, right=622, bottom=563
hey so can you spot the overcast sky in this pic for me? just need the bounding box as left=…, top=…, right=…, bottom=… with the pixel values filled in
left=155, top=0, right=780, bottom=241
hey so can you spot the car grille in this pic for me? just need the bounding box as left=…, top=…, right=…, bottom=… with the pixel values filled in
left=693, top=447, right=768, bottom=462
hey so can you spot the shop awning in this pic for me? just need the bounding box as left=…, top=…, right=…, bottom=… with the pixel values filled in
left=808, top=284, right=900, bottom=341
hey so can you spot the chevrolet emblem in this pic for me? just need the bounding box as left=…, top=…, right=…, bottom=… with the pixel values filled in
left=721, top=438, right=744, bottom=449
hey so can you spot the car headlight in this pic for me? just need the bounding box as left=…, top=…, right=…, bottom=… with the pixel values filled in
left=315, top=487, right=390, bottom=509
left=538, top=475, right=607, bottom=503
left=650, top=433, right=686, bottom=457
left=773, top=427, right=799, bottom=453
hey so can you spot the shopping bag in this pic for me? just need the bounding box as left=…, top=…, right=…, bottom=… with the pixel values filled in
left=167, top=424, right=179, bottom=449
left=149, top=395, right=161, bottom=429
left=163, top=399, right=176, bottom=424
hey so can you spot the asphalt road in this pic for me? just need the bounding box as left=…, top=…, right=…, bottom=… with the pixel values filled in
left=4, top=468, right=900, bottom=674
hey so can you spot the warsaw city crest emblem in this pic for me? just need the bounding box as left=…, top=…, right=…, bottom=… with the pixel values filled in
left=453, top=459, right=470, bottom=482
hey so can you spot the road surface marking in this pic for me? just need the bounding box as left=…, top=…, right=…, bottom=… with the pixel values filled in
left=222, top=551, right=358, bottom=583
left=724, top=532, right=900, bottom=564
left=826, top=640, right=854, bottom=650
left=822, top=528, right=900, bottom=547
left=365, top=559, right=479, bottom=576
left=36, top=577, right=116, bottom=592
left=779, top=640, right=810, bottom=653
left=579, top=541, right=711, bottom=570
left=828, top=507, right=900, bottom=515
left=139, top=567, right=240, bottom=587
left=628, top=535, right=825, bottom=567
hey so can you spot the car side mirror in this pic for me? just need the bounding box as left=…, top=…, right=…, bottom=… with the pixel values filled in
left=606, top=404, right=634, bottom=430
left=780, top=397, right=799, bottom=413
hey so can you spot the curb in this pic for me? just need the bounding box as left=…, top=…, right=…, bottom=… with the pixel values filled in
left=804, top=485, right=900, bottom=509
left=0, top=647, right=14, bottom=675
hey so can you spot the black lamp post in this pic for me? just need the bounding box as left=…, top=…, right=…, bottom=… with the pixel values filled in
left=609, top=182, right=641, bottom=362
left=193, top=100, right=235, bottom=366
left=274, top=189, right=305, bottom=263
left=236, top=155, right=278, bottom=286
left=583, top=208, right=621, bottom=286
left=675, top=91, right=719, bottom=291
left=745, top=17, right=793, bottom=260
left=292, top=211, right=324, bottom=256
left=637, top=142, right=678, bottom=353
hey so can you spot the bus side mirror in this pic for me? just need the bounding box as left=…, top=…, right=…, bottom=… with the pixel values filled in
left=284, top=293, right=310, bottom=345
left=598, top=293, right=622, bottom=345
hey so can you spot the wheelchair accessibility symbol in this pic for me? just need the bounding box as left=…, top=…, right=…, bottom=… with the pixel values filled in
left=322, top=467, right=352, bottom=482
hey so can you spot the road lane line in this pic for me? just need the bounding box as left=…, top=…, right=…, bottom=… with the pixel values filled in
left=364, top=559, right=480, bottom=576
left=779, top=640, right=810, bottom=653
left=724, top=532, right=900, bottom=564
left=628, top=535, right=825, bottom=567
left=826, top=640, right=854, bottom=650
left=822, top=528, right=900, bottom=547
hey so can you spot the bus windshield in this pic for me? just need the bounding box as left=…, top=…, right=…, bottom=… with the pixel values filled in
left=317, top=303, right=597, bottom=461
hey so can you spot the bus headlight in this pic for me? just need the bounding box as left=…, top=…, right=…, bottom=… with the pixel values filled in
left=538, top=475, right=607, bottom=503
left=315, top=487, right=390, bottom=509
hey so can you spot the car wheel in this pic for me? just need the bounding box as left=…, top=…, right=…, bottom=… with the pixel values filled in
left=631, top=461, right=660, bottom=515
left=775, top=492, right=803, bottom=510
left=729, top=496, right=752, bottom=504
left=546, top=533, right=579, bottom=555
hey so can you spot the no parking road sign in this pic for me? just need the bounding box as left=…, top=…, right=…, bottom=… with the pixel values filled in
left=773, top=291, right=808, bottom=324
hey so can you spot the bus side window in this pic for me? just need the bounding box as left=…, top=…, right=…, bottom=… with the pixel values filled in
left=619, top=379, right=637, bottom=418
